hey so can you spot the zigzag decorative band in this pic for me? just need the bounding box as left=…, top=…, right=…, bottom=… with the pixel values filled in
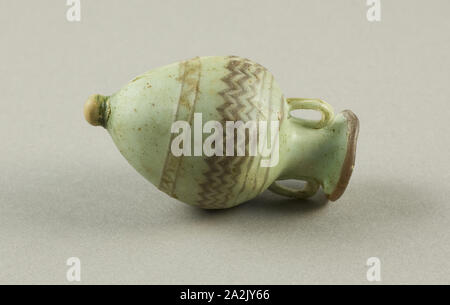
left=197, top=57, right=270, bottom=208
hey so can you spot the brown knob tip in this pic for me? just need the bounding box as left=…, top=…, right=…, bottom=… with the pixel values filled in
left=84, top=94, right=108, bottom=127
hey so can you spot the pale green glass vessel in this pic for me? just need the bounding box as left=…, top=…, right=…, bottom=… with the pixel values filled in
left=84, top=56, right=359, bottom=209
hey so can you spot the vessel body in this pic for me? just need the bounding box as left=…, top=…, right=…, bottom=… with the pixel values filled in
left=85, top=56, right=359, bottom=209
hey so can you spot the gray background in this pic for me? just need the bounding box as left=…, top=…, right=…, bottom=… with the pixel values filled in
left=1, top=0, right=449, bottom=284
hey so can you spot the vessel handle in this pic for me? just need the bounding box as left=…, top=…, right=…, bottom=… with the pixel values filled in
left=268, top=177, right=320, bottom=199
left=287, top=98, right=334, bottom=129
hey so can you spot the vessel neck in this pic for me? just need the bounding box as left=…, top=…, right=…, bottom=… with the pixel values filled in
left=280, top=111, right=358, bottom=199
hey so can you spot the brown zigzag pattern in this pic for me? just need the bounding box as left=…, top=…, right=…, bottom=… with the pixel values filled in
left=233, top=69, right=267, bottom=204
left=197, top=57, right=265, bottom=208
